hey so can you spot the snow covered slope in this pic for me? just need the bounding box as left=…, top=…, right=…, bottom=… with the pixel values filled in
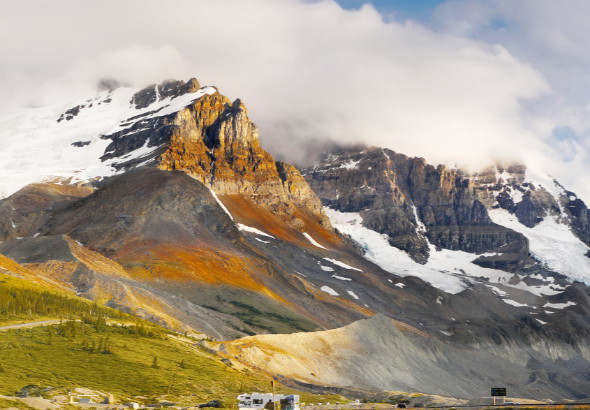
left=489, top=210, right=590, bottom=283
left=326, top=207, right=566, bottom=302
left=469, top=164, right=590, bottom=282
left=0, top=81, right=215, bottom=198
left=306, top=147, right=590, bottom=311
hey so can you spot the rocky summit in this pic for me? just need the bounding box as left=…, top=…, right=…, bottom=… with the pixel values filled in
left=102, top=80, right=329, bottom=231
left=1, top=77, right=590, bottom=399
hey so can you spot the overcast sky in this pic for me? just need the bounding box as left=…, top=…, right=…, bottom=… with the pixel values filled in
left=1, top=0, right=589, bottom=202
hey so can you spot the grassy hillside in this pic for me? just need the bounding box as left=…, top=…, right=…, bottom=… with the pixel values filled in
left=0, top=322, right=252, bottom=404
left=0, top=271, right=343, bottom=406
left=0, top=270, right=128, bottom=326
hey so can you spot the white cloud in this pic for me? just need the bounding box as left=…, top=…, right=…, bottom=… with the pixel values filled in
left=0, top=0, right=587, bottom=201
left=430, top=0, right=590, bottom=201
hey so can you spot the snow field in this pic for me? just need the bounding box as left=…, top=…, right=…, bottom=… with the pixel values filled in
left=0, top=85, right=215, bottom=198
left=488, top=209, right=590, bottom=285
left=325, top=207, right=570, bottom=300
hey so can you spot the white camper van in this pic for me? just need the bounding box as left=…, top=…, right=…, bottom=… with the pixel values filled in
left=237, top=393, right=300, bottom=410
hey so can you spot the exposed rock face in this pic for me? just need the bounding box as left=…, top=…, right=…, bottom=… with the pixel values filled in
left=567, top=194, right=590, bottom=245
left=158, top=95, right=328, bottom=228
left=101, top=79, right=329, bottom=230
left=22, top=168, right=364, bottom=337
left=303, top=146, right=528, bottom=267
left=0, top=232, right=239, bottom=335
left=0, top=183, right=92, bottom=241
left=276, top=162, right=326, bottom=218
left=469, top=165, right=590, bottom=246
left=130, top=78, right=201, bottom=109
left=469, top=165, right=560, bottom=228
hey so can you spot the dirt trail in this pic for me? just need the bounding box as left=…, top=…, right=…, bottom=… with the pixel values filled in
left=0, top=319, right=61, bottom=331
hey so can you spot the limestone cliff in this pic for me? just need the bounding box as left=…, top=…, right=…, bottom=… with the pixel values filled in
left=303, top=146, right=528, bottom=267
left=101, top=78, right=330, bottom=230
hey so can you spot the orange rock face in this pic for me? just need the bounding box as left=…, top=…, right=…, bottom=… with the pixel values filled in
left=157, top=91, right=330, bottom=230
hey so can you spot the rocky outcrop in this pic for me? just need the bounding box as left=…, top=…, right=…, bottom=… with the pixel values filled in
left=469, top=165, right=560, bottom=228
left=158, top=94, right=328, bottom=228
left=566, top=193, right=590, bottom=245
left=101, top=79, right=330, bottom=230
left=303, top=146, right=528, bottom=266
left=130, top=78, right=201, bottom=109
left=276, top=161, right=327, bottom=220
left=469, top=165, right=590, bottom=247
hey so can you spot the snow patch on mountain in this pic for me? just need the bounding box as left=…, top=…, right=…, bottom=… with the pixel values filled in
left=411, top=204, right=427, bottom=235
left=486, top=285, right=508, bottom=296
left=303, top=232, right=327, bottom=249
left=237, top=223, right=275, bottom=238
left=347, top=290, right=359, bottom=299
left=489, top=208, right=590, bottom=285
left=208, top=188, right=234, bottom=220
left=543, top=301, right=577, bottom=310
left=0, top=85, right=216, bottom=198
left=326, top=208, right=474, bottom=294
left=340, top=159, right=361, bottom=170
left=505, top=275, right=565, bottom=297
left=320, top=286, right=339, bottom=296
left=502, top=299, right=531, bottom=308
left=524, top=168, right=564, bottom=204
left=323, top=258, right=362, bottom=271
left=325, top=207, right=569, bottom=299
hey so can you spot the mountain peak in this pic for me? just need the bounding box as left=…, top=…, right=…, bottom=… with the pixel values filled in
left=130, top=77, right=202, bottom=109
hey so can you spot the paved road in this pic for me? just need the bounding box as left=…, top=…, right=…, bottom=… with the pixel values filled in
left=0, top=319, right=61, bottom=331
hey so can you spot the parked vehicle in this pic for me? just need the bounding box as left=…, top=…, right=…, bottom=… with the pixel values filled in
left=237, top=393, right=300, bottom=410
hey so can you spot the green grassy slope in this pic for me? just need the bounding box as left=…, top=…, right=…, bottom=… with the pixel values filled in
left=0, top=272, right=343, bottom=406
left=0, top=270, right=127, bottom=326
left=0, top=322, right=262, bottom=404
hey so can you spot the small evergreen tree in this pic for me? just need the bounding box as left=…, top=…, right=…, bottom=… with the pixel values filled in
left=103, top=336, right=112, bottom=354
left=151, top=356, right=159, bottom=369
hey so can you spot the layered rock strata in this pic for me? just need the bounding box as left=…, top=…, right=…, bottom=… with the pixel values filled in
left=101, top=79, right=330, bottom=230
left=469, top=165, right=590, bottom=246
left=303, top=146, right=528, bottom=267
